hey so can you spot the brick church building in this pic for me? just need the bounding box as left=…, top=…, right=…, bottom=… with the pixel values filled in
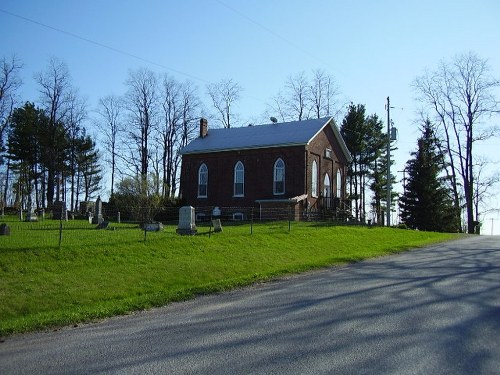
left=179, top=117, right=352, bottom=220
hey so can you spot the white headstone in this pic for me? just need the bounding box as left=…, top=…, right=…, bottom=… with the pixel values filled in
left=212, top=218, right=223, bottom=233
left=212, top=206, right=221, bottom=217
left=177, top=206, right=197, bottom=235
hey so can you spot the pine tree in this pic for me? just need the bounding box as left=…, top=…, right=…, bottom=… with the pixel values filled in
left=399, top=120, right=459, bottom=232
left=364, top=114, right=389, bottom=225
left=340, top=103, right=367, bottom=221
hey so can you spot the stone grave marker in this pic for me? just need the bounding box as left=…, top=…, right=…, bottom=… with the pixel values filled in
left=96, top=220, right=109, bottom=230
left=0, top=223, right=10, bottom=235
left=176, top=206, right=197, bottom=235
left=212, top=218, right=223, bottom=233
left=92, top=196, right=104, bottom=225
left=52, top=201, right=68, bottom=221
left=144, top=222, right=164, bottom=232
left=26, top=204, right=38, bottom=222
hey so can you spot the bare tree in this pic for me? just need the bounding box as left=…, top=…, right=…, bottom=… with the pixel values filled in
left=309, top=69, right=341, bottom=119
left=65, top=90, right=88, bottom=211
left=97, top=95, right=123, bottom=196
left=0, top=56, right=22, bottom=151
left=35, top=57, right=72, bottom=206
left=267, top=70, right=342, bottom=123
left=265, top=91, right=287, bottom=123
left=125, top=67, right=158, bottom=184
left=160, top=74, right=182, bottom=197
left=174, top=81, right=200, bottom=196
left=0, top=55, right=22, bottom=208
left=473, top=156, right=500, bottom=229
left=414, top=52, right=500, bottom=233
left=286, top=72, right=309, bottom=121
left=207, top=78, right=242, bottom=128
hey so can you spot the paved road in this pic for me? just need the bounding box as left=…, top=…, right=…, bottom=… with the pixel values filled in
left=1, top=236, right=499, bottom=374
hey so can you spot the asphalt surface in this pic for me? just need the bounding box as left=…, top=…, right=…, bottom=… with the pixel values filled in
left=1, top=235, right=499, bottom=374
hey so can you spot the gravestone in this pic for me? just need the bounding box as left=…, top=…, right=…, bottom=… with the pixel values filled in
left=0, top=223, right=10, bottom=235
left=212, top=206, right=221, bottom=217
left=92, top=196, right=103, bottom=225
left=37, top=209, right=45, bottom=220
left=212, top=218, right=223, bottom=233
left=176, top=206, right=197, bottom=235
left=143, top=222, right=164, bottom=232
left=52, top=201, right=68, bottom=221
left=96, top=220, right=109, bottom=230
left=26, top=205, right=38, bottom=222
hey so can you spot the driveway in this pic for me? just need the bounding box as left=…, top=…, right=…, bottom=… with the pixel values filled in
left=1, top=235, right=499, bottom=374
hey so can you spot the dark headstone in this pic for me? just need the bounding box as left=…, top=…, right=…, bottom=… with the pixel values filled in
left=0, top=223, right=10, bottom=235
left=96, top=220, right=109, bottom=230
left=52, top=201, right=68, bottom=221
left=92, top=196, right=103, bottom=225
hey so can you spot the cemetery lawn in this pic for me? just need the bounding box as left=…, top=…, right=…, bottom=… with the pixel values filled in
left=0, top=219, right=457, bottom=336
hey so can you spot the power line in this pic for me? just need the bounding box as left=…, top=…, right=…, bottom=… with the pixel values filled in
left=213, top=0, right=334, bottom=71
left=0, top=8, right=209, bottom=84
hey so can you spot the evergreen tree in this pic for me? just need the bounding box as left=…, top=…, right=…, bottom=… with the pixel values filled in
left=364, top=114, right=388, bottom=225
left=399, top=120, right=459, bottom=232
left=75, top=134, right=102, bottom=203
left=340, top=103, right=367, bottom=221
left=7, top=102, right=47, bottom=209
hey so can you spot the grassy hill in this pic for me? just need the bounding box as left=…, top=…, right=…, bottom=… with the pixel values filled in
left=0, top=218, right=456, bottom=336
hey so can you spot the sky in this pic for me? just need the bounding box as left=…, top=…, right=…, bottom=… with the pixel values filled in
left=1, top=0, right=500, bottom=234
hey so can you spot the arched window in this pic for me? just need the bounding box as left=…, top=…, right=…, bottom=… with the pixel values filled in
left=336, top=169, right=342, bottom=198
left=324, top=173, right=331, bottom=208
left=234, top=161, right=244, bottom=197
left=311, top=160, right=318, bottom=197
left=273, top=158, right=285, bottom=195
left=198, top=163, right=208, bottom=198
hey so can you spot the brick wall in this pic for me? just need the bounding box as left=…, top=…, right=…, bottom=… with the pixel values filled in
left=179, top=124, right=349, bottom=212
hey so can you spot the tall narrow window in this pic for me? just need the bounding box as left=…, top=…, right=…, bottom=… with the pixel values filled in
left=198, top=163, right=208, bottom=198
left=234, top=161, right=244, bottom=197
left=273, top=158, right=285, bottom=195
left=311, top=160, right=318, bottom=197
left=324, top=173, right=331, bottom=208
left=336, top=169, right=342, bottom=198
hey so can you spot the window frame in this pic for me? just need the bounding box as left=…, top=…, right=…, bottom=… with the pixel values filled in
left=273, top=158, right=285, bottom=195
left=311, top=160, right=318, bottom=198
left=233, top=161, right=245, bottom=197
left=336, top=169, right=342, bottom=198
left=197, top=163, right=208, bottom=198
left=324, top=173, right=331, bottom=209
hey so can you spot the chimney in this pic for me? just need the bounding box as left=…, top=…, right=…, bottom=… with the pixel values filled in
left=200, top=118, right=208, bottom=138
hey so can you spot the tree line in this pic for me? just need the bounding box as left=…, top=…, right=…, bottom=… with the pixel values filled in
left=0, top=52, right=498, bottom=233
left=0, top=56, right=342, bottom=214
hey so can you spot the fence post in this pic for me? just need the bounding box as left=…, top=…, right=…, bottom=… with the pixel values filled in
left=251, top=207, right=253, bottom=235
left=58, top=204, right=63, bottom=249
left=288, top=206, right=291, bottom=232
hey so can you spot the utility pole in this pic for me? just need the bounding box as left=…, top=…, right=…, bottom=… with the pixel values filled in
left=386, top=96, right=391, bottom=227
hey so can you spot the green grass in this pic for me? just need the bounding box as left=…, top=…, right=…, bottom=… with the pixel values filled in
left=0, top=216, right=457, bottom=336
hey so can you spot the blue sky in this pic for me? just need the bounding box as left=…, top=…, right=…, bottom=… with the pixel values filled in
left=1, top=0, right=499, bottom=233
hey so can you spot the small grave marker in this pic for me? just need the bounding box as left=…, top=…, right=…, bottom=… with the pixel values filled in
left=143, top=222, right=164, bottom=232
left=0, top=223, right=10, bottom=235
left=212, top=218, right=223, bottom=233
left=92, top=196, right=104, bottom=225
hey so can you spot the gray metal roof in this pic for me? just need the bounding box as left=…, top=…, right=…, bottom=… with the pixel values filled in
left=180, top=117, right=352, bottom=162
